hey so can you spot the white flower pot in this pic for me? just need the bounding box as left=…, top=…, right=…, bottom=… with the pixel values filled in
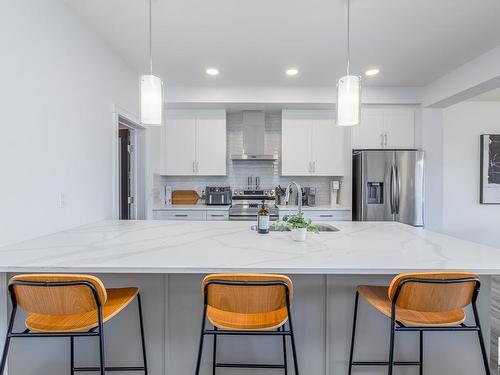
left=291, top=228, right=307, bottom=242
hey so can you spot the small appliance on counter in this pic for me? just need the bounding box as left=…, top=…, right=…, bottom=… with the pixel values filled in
left=330, top=181, right=340, bottom=206
left=303, top=187, right=317, bottom=206
left=205, top=186, right=232, bottom=206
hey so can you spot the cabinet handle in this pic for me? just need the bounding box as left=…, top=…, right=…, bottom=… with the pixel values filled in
left=320, top=214, right=333, bottom=217
left=384, top=134, right=388, bottom=147
left=380, top=133, right=384, bottom=147
left=308, top=161, right=312, bottom=173
left=210, top=214, right=225, bottom=217
left=192, top=161, right=196, bottom=173
left=174, top=214, right=189, bottom=217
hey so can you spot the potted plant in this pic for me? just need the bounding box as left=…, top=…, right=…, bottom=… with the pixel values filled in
left=280, top=213, right=319, bottom=242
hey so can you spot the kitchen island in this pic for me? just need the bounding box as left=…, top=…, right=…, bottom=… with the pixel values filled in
left=0, top=220, right=499, bottom=375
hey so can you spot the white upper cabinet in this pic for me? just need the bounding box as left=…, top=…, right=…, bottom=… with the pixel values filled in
left=351, top=108, right=415, bottom=149
left=163, top=110, right=226, bottom=176
left=282, top=110, right=345, bottom=176
left=163, top=111, right=197, bottom=176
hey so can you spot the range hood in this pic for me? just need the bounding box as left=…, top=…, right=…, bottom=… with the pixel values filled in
left=230, top=111, right=277, bottom=161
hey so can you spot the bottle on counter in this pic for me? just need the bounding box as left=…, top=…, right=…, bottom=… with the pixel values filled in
left=257, top=200, right=270, bottom=234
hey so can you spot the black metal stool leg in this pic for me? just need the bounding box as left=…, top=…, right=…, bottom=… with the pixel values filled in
left=288, top=317, right=299, bottom=375
left=212, top=326, right=217, bottom=375
left=0, top=305, right=16, bottom=375
left=472, top=302, right=491, bottom=375
left=281, top=326, right=288, bottom=375
left=70, top=336, right=75, bottom=375
left=387, top=308, right=396, bottom=375
left=195, top=304, right=208, bottom=375
left=97, top=317, right=106, bottom=375
left=137, top=294, right=149, bottom=375
left=419, top=331, right=423, bottom=375
left=348, top=291, right=359, bottom=375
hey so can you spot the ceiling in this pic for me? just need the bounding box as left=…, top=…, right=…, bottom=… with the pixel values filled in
left=63, top=0, right=500, bottom=87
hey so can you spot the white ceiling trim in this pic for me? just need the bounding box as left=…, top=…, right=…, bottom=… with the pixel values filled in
left=164, top=86, right=424, bottom=108
left=424, top=44, right=500, bottom=108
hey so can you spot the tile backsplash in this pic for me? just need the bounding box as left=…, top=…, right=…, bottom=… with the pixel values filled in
left=154, top=111, right=346, bottom=207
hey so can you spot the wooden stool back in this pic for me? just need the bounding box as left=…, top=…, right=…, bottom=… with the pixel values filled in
left=10, top=274, right=107, bottom=315
left=201, top=274, right=293, bottom=314
left=388, top=271, right=479, bottom=312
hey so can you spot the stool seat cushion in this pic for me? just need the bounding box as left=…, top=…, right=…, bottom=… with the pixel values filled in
left=357, top=285, right=466, bottom=327
left=207, top=306, right=288, bottom=330
left=25, top=287, right=138, bottom=333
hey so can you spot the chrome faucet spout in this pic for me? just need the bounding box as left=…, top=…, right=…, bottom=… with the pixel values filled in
left=284, top=181, right=303, bottom=215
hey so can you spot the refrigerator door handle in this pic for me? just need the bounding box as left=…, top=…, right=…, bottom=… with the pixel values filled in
left=390, top=165, right=396, bottom=214
left=395, top=164, right=401, bottom=214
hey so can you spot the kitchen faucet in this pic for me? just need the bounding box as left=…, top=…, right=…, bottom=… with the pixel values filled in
left=285, top=181, right=303, bottom=215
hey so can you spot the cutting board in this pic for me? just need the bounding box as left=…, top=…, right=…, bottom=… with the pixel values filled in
left=172, top=190, right=199, bottom=205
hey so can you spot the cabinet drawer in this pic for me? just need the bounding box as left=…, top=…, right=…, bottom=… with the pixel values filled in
left=154, top=210, right=206, bottom=220
left=206, top=210, right=229, bottom=221
left=303, top=210, right=352, bottom=221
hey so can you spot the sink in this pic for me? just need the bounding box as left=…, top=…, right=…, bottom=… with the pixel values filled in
left=268, top=224, right=339, bottom=232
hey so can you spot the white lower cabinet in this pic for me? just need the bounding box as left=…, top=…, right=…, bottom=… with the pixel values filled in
left=154, top=209, right=229, bottom=221
left=153, top=210, right=207, bottom=221
left=279, top=209, right=352, bottom=221
left=206, top=210, right=229, bottom=221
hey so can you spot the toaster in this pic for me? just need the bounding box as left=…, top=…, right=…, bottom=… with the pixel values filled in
left=205, top=186, right=232, bottom=206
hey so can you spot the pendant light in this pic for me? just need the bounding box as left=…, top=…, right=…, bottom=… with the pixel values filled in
left=140, top=0, right=163, bottom=126
left=336, top=0, right=361, bottom=126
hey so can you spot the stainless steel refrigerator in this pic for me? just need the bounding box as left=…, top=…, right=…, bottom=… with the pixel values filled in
left=352, top=150, right=424, bottom=226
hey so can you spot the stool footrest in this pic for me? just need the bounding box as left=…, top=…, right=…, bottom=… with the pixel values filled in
left=352, top=361, right=420, bottom=366
left=204, top=329, right=290, bottom=336
left=73, top=366, right=145, bottom=372
left=215, top=363, right=285, bottom=369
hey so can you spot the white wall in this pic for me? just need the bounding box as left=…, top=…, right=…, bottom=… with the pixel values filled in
left=438, top=102, right=500, bottom=248
left=0, top=0, right=139, bottom=246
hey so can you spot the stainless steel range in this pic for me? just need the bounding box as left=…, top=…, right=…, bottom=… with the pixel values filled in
left=229, top=189, right=279, bottom=221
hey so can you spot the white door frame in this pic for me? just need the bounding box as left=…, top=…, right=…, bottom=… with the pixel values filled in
left=111, top=105, right=146, bottom=220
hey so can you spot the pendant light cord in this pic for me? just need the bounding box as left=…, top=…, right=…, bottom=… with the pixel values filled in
left=346, top=0, right=350, bottom=75
left=149, top=0, right=153, bottom=75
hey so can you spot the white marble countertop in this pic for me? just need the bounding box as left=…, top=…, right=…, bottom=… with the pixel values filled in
left=153, top=204, right=229, bottom=211
left=277, top=205, right=352, bottom=211
left=1, top=220, right=500, bottom=274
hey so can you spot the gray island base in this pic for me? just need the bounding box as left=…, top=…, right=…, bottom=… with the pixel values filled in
left=0, top=220, right=498, bottom=375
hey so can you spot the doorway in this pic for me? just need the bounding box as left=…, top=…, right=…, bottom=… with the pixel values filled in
left=118, top=126, right=132, bottom=219
left=113, top=109, right=147, bottom=220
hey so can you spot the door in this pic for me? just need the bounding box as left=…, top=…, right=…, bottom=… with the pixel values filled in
left=196, top=110, right=226, bottom=175
left=384, top=109, right=415, bottom=148
left=352, top=108, right=384, bottom=149
left=312, top=113, right=345, bottom=175
left=164, top=111, right=196, bottom=175
left=360, top=151, right=395, bottom=221
left=118, top=129, right=131, bottom=219
left=282, top=110, right=313, bottom=175
left=395, top=151, right=424, bottom=226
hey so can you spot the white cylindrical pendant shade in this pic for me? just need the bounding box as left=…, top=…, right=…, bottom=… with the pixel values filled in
left=140, top=74, right=163, bottom=126
left=336, top=75, right=361, bottom=126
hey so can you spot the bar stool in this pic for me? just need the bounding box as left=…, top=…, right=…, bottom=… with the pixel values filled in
left=0, top=274, right=148, bottom=375
left=348, top=271, right=490, bottom=375
left=195, top=273, right=299, bottom=375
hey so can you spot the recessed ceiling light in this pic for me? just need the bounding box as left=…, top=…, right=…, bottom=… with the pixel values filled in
left=286, top=68, right=299, bottom=76
left=365, top=68, right=380, bottom=76
left=206, top=68, right=219, bottom=76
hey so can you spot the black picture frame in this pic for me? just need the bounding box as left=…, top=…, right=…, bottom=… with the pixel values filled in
left=480, top=134, right=500, bottom=204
